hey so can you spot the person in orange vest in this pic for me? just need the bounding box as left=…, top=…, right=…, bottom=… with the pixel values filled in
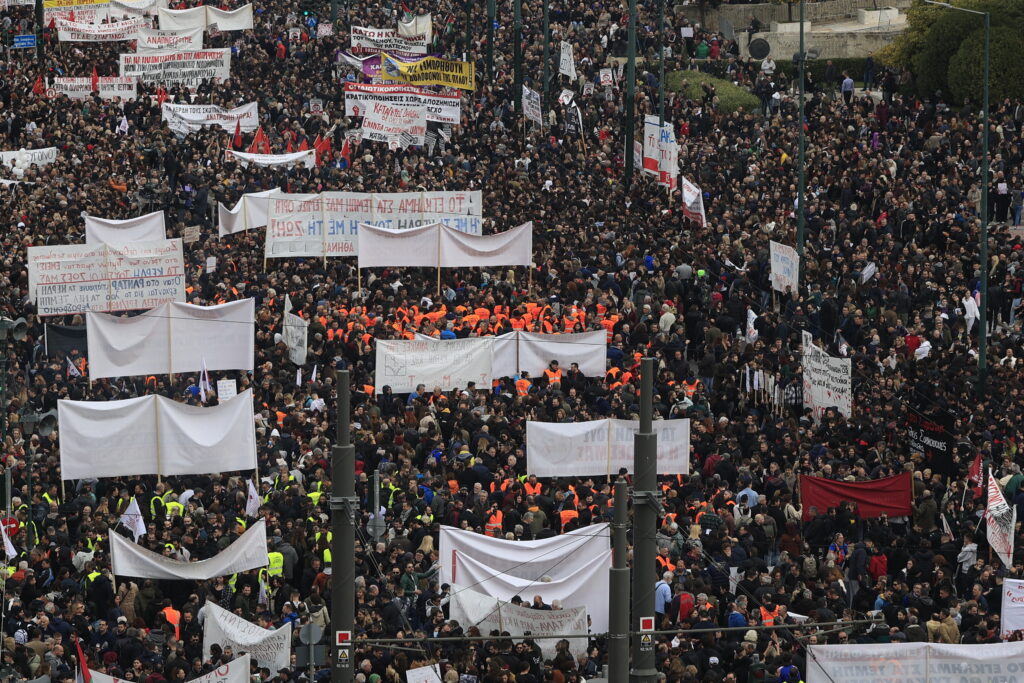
left=655, top=546, right=676, bottom=574
left=484, top=503, right=504, bottom=537
left=543, top=360, right=563, bottom=386
left=559, top=503, right=579, bottom=531
left=523, top=475, right=543, bottom=497
left=515, top=372, right=532, bottom=396
left=759, top=597, right=781, bottom=626
left=160, top=599, right=181, bottom=639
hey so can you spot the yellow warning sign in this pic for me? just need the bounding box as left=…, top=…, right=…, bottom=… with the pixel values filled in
left=640, top=634, right=652, bottom=646
left=338, top=650, right=350, bottom=665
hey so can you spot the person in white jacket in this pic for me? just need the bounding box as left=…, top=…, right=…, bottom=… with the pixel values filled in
left=962, top=290, right=980, bottom=335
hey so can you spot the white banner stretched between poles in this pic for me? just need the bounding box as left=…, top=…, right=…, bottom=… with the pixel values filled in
left=202, top=602, right=291, bottom=671
left=136, top=26, right=203, bottom=51
left=225, top=149, right=316, bottom=168
left=769, top=240, right=799, bottom=294
left=350, top=25, right=427, bottom=54
left=217, top=188, right=279, bottom=237
left=56, top=17, right=143, bottom=41
left=84, top=210, right=166, bottom=245
left=157, top=4, right=252, bottom=31
left=162, top=102, right=259, bottom=135
left=118, top=49, right=231, bottom=88
left=111, top=519, right=268, bottom=579
left=344, top=83, right=460, bottom=125
left=801, top=331, right=852, bottom=420
left=397, top=13, right=431, bottom=42
left=92, top=655, right=251, bottom=683
left=806, top=642, right=1024, bottom=683
left=1002, top=578, right=1024, bottom=639
left=375, top=337, right=494, bottom=393
left=53, top=76, right=137, bottom=100
left=516, top=329, right=606, bottom=377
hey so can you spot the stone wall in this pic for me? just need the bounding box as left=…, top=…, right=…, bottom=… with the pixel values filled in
left=738, top=28, right=900, bottom=59
left=685, top=0, right=911, bottom=32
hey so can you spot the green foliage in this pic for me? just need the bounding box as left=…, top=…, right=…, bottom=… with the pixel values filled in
left=947, top=26, right=1024, bottom=104
left=666, top=70, right=760, bottom=114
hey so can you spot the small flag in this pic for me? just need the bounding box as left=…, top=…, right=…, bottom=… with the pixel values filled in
left=310, top=364, right=317, bottom=384
left=199, top=358, right=212, bottom=403
left=156, top=86, right=168, bottom=107
left=248, top=126, right=271, bottom=154
left=296, top=368, right=302, bottom=387
left=91, top=66, right=99, bottom=94
left=298, top=137, right=309, bottom=152
left=120, top=497, right=147, bottom=542
left=67, top=357, right=82, bottom=378
left=117, top=116, right=129, bottom=135
left=313, top=134, right=331, bottom=164
left=969, top=452, right=984, bottom=499
left=32, top=75, right=44, bottom=96
left=246, top=480, right=260, bottom=517
left=0, top=516, right=16, bottom=560
left=74, top=635, right=91, bottom=683
left=232, top=119, right=242, bottom=149
left=340, top=137, right=351, bottom=165
left=286, top=137, right=293, bottom=154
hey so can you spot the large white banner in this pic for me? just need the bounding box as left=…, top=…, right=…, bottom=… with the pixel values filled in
left=112, top=519, right=267, bottom=579
left=1002, top=578, right=1024, bottom=638
left=218, top=188, right=279, bottom=237
left=375, top=337, right=493, bottom=393
left=202, top=602, right=291, bottom=671
left=119, top=49, right=231, bottom=87
left=351, top=26, right=427, bottom=54
left=344, top=83, right=461, bottom=125
left=136, top=26, right=203, bottom=52
left=801, top=331, right=852, bottom=420
left=516, top=330, right=606, bottom=377
left=44, top=0, right=109, bottom=24
left=449, top=585, right=588, bottom=659
left=225, top=149, right=316, bottom=168
left=53, top=76, right=137, bottom=100
left=0, top=147, right=58, bottom=168
left=986, top=470, right=1016, bottom=570
left=769, top=240, right=799, bottom=293
left=158, top=4, right=252, bottom=31
left=357, top=223, right=437, bottom=268
left=86, top=299, right=255, bottom=379
left=522, top=85, right=542, bottom=126
left=93, top=656, right=249, bottom=683
left=398, top=13, right=432, bottom=42
left=643, top=115, right=676, bottom=189
left=807, top=642, right=1024, bottom=683
left=361, top=100, right=427, bottom=146
left=559, top=41, right=576, bottom=80
left=84, top=210, right=166, bottom=245
left=59, top=389, right=258, bottom=479
left=526, top=418, right=690, bottom=478
left=110, top=0, right=168, bottom=18
left=282, top=295, right=308, bottom=366
left=162, top=102, right=258, bottom=135
left=438, top=221, right=532, bottom=268
left=680, top=176, right=707, bottom=227
left=57, top=17, right=143, bottom=41
left=27, top=240, right=185, bottom=317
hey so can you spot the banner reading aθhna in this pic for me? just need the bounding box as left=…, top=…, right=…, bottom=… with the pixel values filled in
left=379, top=52, right=475, bottom=90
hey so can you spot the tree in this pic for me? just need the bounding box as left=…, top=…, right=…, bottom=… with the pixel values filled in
left=947, top=26, right=1024, bottom=105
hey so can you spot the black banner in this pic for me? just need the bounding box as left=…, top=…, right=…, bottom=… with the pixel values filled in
left=906, top=408, right=956, bottom=479
left=44, top=324, right=87, bottom=358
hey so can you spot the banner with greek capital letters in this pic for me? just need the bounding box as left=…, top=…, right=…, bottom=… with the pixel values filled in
left=203, top=602, right=291, bottom=671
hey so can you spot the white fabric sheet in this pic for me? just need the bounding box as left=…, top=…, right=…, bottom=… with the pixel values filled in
left=806, top=642, right=1024, bottom=683
left=516, top=330, right=606, bottom=377
left=357, top=223, right=440, bottom=269
left=111, top=519, right=267, bottom=579
left=225, top=149, right=316, bottom=168
left=218, top=188, right=279, bottom=237
left=375, top=337, right=493, bottom=393
left=438, top=222, right=532, bottom=267
left=92, top=656, right=250, bottom=683
left=202, top=602, right=291, bottom=670
left=84, top=210, right=167, bottom=245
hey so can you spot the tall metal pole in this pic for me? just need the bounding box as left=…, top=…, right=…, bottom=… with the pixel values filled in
left=609, top=478, right=630, bottom=683
left=657, top=0, right=666, bottom=126
left=330, top=0, right=337, bottom=23
left=978, top=11, right=989, bottom=399
left=796, top=0, right=806, bottom=262
left=623, top=0, right=638, bottom=186
left=34, top=0, right=43, bottom=60
left=463, top=0, right=472, bottom=60
left=513, top=0, right=523, bottom=112
left=331, top=372, right=355, bottom=683
left=486, top=0, right=495, bottom=81
left=630, top=358, right=658, bottom=683
left=541, top=0, right=550, bottom=105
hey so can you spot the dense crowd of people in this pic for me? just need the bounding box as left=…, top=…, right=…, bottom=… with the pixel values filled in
left=0, top=0, right=1023, bottom=682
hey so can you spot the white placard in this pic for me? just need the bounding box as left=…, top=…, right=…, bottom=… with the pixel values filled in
left=203, top=602, right=291, bottom=672
left=119, top=49, right=231, bottom=87
left=397, top=13, right=431, bottom=42
left=1002, top=579, right=1024, bottom=638
left=559, top=40, right=576, bottom=80
left=350, top=25, right=427, bottom=54
left=522, top=85, right=542, bottom=126
left=600, top=67, right=613, bottom=86
left=216, top=379, right=237, bottom=400
left=27, top=240, right=184, bottom=317
left=361, top=100, right=426, bottom=146
left=282, top=295, right=308, bottom=366
left=206, top=256, right=217, bottom=272
left=53, top=76, right=137, bottom=100
left=375, top=337, right=494, bottom=393
left=801, top=331, right=852, bottom=420
left=769, top=240, right=799, bottom=293
left=404, top=666, right=442, bottom=683
left=162, top=102, right=259, bottom=135
left=344, top=83, right=460, bottom=125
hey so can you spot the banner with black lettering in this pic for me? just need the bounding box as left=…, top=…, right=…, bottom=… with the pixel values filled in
left=344, top=83, right=460, bottom=125
left=905, top=407, right=956, bottom=479
left=162, top=102, right=258, bottom=135
left=53, top=77, right=137, bottom=100
left=136, top=26, right=203, bottom=51
left=807, top=642, right=1024, bottom=683
left=119, top=49, right=230, bottom=87
left=57, top=17, right=143, bottom=41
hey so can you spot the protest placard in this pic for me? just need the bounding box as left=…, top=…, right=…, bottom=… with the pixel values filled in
left=53, top=76, right=137, bottom=100
left=162, top=102, right=259, bottom=135
left=56, top=17, right=143, bottom=40
left=769, top=240, right=799, bottom=293
left=344, top=83, right=460, bottom=124
left=119, top=49, right=231, bottom=87
left=350, top=26, right=427, bottom=54
left=801, top=331, right=852, bottom=420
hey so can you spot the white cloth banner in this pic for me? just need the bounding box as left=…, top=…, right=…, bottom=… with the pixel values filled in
left=358, top=222, right=531, bottom=269
left=397, top=13, right=431, bottom=42
left=119, top=49, right=231, bottom=87
left=361, top=100, right=427, bottom=146
left=806, top=642, right=1024, bottom=683
left=86, top=299, right=255, bottom=379
left=59, top=389, right=257, bottom=478
left=449, top=547, right=611, bottom=631
left=405, top=667, right=442, bottom=683
left=27, top=240, right=184, bottom=317
left=986, top=469, right=1016, bottom=570
left=43, top=0, right=108, bottom=23
left=449, top=584, right=589, bottom=659
left=559, top=40, right=576, bottom=80
left=202, top=602, right=291, bottom=671
left=282, top=295, right=308, bottom=366
left=112, top=519, right=267, bottom=579
left=207, top=5, right=252, bottom=30
left=92, top=656, right=250, bottom=683
left=415, top=330, right=605, bottom=378
left=522, top=85, right=542, bottom=126
left=84, top=210, right=166, bottom=245
left=162, top=102, right=259, bottom=135
left=680, top=175, right=707, bottom=227
left=217, top=188, right=279, bottom=237
left=57, top=17, right=143, bottom=41
left=53, top=76, right=137, bottom=100
left=351, top=25, right=427, bottom=54
left=801, top=331, right=852, bottom=420
left=1002, top=578, right=1024, bottom=638
left=225, top=149, right=316, bottom=168
left=357, top=223, right=438, bottom=268
left=375, top=337, right=494, bottom=393
left=0, top=147, right=58, bottom=168
left=136, top=26, right=203, bottom=51
left=344, top=83, right=460, bottom=125
left=526, top=418, right=691, bottom=478
left=110, top=0, right=166, bottom=17
left=158, top=4, right=251, bottom=31
left=769, top=240, right=799, bottom=293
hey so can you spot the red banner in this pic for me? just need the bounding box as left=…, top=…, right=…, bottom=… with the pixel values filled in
left=799, top=471, right=912, bottom=521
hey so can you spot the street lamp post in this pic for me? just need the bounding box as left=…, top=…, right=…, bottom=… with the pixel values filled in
left=796, top=0, right=806, bottom=264
left=925, top=0, right=989, bottom=399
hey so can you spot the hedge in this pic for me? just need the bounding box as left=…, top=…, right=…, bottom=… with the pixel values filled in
left=666, top=70, right=761, bottom=114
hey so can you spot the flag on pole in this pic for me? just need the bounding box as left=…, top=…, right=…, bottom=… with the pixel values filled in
left=117, top=116, right=129, bottom=135
left=310, top=365, right=317, bottom=384
left=296, top=368, right=301, bottom=387
left=969, top=452, right=984, bottom=499
left=91, top=66, right=99, bottom=94
left=340, top=137, right=351, bottom=165
left=119, top=497, right=147, bottom=542
left=0, top=517, right=16, bottom=560
left=985, top=468, right=1016, bottom=568
left=246, top=480, right=260, bottom=517
left=74, top=635, right=91, bottom=683
left=233, top=119, right=242, bottom=149
left=67, top=357, right=82, bottom=378
left=248, top=126, right=271, bottom=154
left=199, top=358, right=212, bottom=403
left=156, top=86, right=168, bottom=107
left=32, top=75, right=44, bottom=96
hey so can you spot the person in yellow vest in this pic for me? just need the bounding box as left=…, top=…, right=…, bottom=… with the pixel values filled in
left=165, top=500, right=184, bottom=519
left=267, top=543, right=285, bottom=578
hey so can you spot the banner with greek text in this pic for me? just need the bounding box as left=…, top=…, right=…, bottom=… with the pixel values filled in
left=85, top=210, right=166, bottom=245
left=0, top=147, right=58, bottom=168
left=351, top=26, right=428, bottom=54
left=769, top=240, right=799, bottom=293
left=522, top=85, right=542, bottom=126
left=559, top=41, right=576, bottom=80
left=157, top=4, right=251, bottom=31
left=57, top=17, right=143, bottom=41
left=225, top=149, right=316, bottom=168
left=203, top=602, right=291, bottom=671
left=282, top=295, right=308, bottom=366
left=361, top=100, right=426, bottom=146
left=53, top=76, right=138, bottom=100
left=162, top=102, right=258, bottom=135
left=344, top=82, right=460, bottom=125
left=379, top=52, right=475, bottom=90
left=801, top=331, right=852, bottom=420
left=375, top=337, right=494, bottom=393
left=93, top=656, right=250, bottom=683
left=136, top=26, right=203, bottom=51
left=807, top=642, right=1024, bottom=683
left=1002, top=579, right=1024, bottom=639
left=112, top=519, right=267, bottom=579
left=397, top=13, right=431, bottom=42
left=119, top=49, right=231, bottom=87
left=680, top=175, right=707, bottom=227
left=986, top=469, right=1016, bottom=569
left=217, top=188, right=280, bottom=237
left=43, top=0, right=108, bottom=23
left=27, top=240, right=184, bottom=317
left=110, top=0, right=166, bottom=17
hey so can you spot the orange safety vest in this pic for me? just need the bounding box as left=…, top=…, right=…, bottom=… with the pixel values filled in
left=656, top=555, right=676, bottom=573
left=559, top=509, right=579, bottom=527
left=544, top=367, right=563, bottom=384
left=485, top=511, right=503, bottom=537
left=161, top=606, right=181, bottom=640
left=515, top=378, right=531, bottom=396
left=524, top=482, right=542, bottom=496
left=683, top=380, right=701, bottom=397
left=760, top=605, right=780, bottom=626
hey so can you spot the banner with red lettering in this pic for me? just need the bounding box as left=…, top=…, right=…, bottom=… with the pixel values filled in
left=799, top=472, right=912, bottom=521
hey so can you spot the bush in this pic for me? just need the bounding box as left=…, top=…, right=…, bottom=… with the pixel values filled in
left=773, top=58, right=869, bottom=88
left=947, top=25, right=1024, bottom=104
left=666, top=70, right=761, bottom=114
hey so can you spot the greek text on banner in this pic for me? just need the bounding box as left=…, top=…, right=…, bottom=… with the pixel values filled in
left=379, top=52, right=475, bottom=90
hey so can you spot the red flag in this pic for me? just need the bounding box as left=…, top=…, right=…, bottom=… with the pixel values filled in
left=232, top=119, right=242, bottom=150
left=340, top=137, right=351, bottom=164
left=47, top=16, right=56, bottom=29
left=32, top=75, right=44, bottom=96
left=74, top=635, right=91, bottom=683
left=91, top=66, right=99, bottom=94
left=969, top=452, right=984, bottom=499
left=798, top=472, right=912, bottom=521
left=156, top=86, right=168, bottom=107
left=248, top=126, right=271, bottom=154
left=298, top=138, right=309, bottom=152
left=313, top=134, right=330, bottom=164
left=286, top=138, right=293, bottom=154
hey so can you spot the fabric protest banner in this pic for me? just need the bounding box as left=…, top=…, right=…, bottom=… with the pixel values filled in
left=658, top=125, right=678, bottom=191
left=806, top=642, right=1024, bottom=683
left=344, top=83, right=461, bottom=125
left=43, top=0, right=108, bottom=23
left=679, top=176, right=707, bottom=227
left=111, top=519, right=267, bottom=579
left=769, top=240, right=799, bottom=293
left=217, top=188, right=279, bottom=237
left=92, top=656, right=251, bottom=683
left=375, top=337, right=494, bottom=393
left=162, top=102, right=258, bottom=135
left=136, top=26, right=203, bottom=51
left=522, top=85, right=542, bottom=126
left=27, top=240, right=184, bottom=317
left=44, top=324, right=87, bottom=358
left=264, top=194, right=351, bottom=259
left=559, top=40, right=576, bottom=80
left=642, top=115, right=661, bottom=176
left=525, top=419, right=690, bottom=478
left=53, top=76, right=137, bottom=100
left=1002, top=579, right=1024, bottom=638
left=351, top=26, right=428, bottom=55
left=451, top=548, right=611, bottom=632
left=379, top=52, right=475, bottom=90
left=449, top=584, right=589, bottom=659
left=801, top=331, right=852, bottom=419
left=56, top=17, right=143, bottom=41
left=282, top=295, right=308, bottom=366
left=0, top=147, right=58, bottom=168
left=206, top=5, right=252, bottom=30
left=438, top=222, right=532, bottom=267
left=202, top=602, right=291, bottom=671
left=405, top=667, right=442, bottom=683
left=119, top=49, right=231, bottom=88
left=905, top=408, right=956, bottom=479
left=158, top=4, right=252, bottom=31
left=225, top=149, right=316, bottom=168
left=84, top=210, right=166, bottom=245
left=798, top=472, right=912, bottom=521
left=59, top=389, right=258, bottom=478
left=110, top=0, right=167, bottom=17
left=356, top=223, right=437, bottom=268
left=86, top=299, right=255, bottom=379
left=398, top=13, right=431, bottom=41
left=360, top=100, right=427, bottom=146
left=515, top=330, right=607, bottom=377
left=986, top=469, right=1016, bottom=568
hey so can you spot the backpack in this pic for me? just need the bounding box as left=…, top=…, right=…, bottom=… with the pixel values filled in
left=868, top=553, right=889, bottom=581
